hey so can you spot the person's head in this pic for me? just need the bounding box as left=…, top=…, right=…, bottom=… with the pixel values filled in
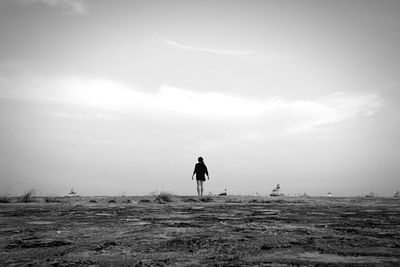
left=198, top=157, right=204, bottom=163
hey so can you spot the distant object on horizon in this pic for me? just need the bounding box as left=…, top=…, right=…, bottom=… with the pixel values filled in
left=219, top=189, right=227, bottom=196
left=270, top=184, right=284, bottom=197
left=65, top=188, right=79, bottom=197
left=394, top=191, right=400, bottom=198
left=300, top=192, right=309, bottom=198
left=327, top=192, right=333, bottom=197
left=365, top=191, right=378, bottom=198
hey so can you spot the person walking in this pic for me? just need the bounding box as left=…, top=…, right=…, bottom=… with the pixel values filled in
left=192, top=157, right=209, bottom=196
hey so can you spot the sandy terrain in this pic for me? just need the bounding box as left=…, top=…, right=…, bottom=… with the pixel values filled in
left=0, top=195, right=399, bottom=266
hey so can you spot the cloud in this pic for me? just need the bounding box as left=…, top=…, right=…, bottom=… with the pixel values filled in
left=0, top=74, right=381, bottom=135
left=0, top=75, right=266, bottom=118
left=163, top=39, right=254, bottom=57
left=6, top=0, right=87, bottom=15
left=268, top=92, right=381, bottom=133
left=51, top=111, right=117, bottom=120
left=162, top=38, right=283, bottom=61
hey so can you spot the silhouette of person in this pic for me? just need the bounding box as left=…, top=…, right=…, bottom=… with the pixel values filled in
left=192, top=157, right=209, bottom=196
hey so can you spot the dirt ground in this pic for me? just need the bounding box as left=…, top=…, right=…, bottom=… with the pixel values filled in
left=0, top=195, right=399, bottom=266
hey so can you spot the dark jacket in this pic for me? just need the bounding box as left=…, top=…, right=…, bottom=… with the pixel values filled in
left=193, top=162, right=208, bottom=181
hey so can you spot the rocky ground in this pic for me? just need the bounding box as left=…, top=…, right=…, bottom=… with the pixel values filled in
left=0, top=195, right=399, bottom=266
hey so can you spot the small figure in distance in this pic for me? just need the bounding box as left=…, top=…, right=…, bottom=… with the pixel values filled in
left=192, top=157, right=209, bottom=196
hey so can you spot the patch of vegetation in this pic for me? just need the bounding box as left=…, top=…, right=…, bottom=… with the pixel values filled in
left=44, top=196, right=61, bottom=203
left=248, top=199, right=260, bottom=203
left=200, top=196, right=214, bottom=202
left=0, top=195, right=11, bottom=203
left=139, top=198, right=151, bottom=203
left=183, top=197, right=199, bottom=202
left=18, top=190, right=35, bottom=203
left=95, top=241, right=118, bottom=251
left=89, top=199, right=97, bottom=203
left=108, top=199, right=116, bottom=203
left=155, top=192, right=172, bottom=203
left=0, top=188, right=13, bottom=203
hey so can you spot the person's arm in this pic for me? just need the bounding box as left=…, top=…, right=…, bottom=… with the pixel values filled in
left=192, top=165, right=196, bottom=180
left=205, top=166, right=209, bottom=180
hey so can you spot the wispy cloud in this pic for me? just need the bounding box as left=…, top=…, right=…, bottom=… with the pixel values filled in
left=0, top=74, right=381, bottom=135
left=5, top=0, right=87, bottom=15
left=281, top=92, right=381, bottom=133
left=163, top=39, right=254, bottom=57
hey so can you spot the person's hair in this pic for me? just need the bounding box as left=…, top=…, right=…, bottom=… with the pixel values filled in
left=198, top=157, right=203, bottom=163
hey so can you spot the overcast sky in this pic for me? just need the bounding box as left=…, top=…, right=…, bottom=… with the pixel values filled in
left=0, top=0, right=399, bottom=196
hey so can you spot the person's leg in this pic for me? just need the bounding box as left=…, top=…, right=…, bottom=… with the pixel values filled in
left=200, top=181, right=204, bottom=196
left=196, top=180, right=201, bottom=196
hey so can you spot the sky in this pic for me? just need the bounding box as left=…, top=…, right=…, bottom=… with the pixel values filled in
left=0, top=0, right=399, bottom=196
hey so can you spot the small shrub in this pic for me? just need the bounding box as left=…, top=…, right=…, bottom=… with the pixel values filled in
left=155, top=192, right=172, bottom=203
left=108, top=199, right=116, bottom=203
left=260, top=200, right=272, bottom=204
left=89, top=199, right=97, bottom=203
left=248, top=199, right=260, bottom=203
left=44, top=196, right=61, bottom=203
left=139, top=199, right=151, bottom=203
left=125, top=199, right=132, bottom=203
left=199, top=196, right=214, bottom=202
left=19, top=190, right=35, bottom=203
left=0, top=195, right=10, bottom=203
left=0, top=188, right=13, bottom=203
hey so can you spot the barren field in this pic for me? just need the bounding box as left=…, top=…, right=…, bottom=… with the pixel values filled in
left=0, top=196, right=399, bottom=266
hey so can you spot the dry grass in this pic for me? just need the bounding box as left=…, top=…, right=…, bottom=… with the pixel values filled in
left=183, top=197, right=199, bottom=202
left=155, top=192, right=172, bottom=203
left=199, top=196, right=214, bottom=202
left=0, top=195, right=11, bottom=203
left=44, top=196, right=61, bottom=203
left=0, top=188, right=12, bottom=203
left=18, top=190, right=35, bottom=203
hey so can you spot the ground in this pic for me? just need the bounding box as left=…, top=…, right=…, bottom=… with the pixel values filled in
left=0, top=196, right=399, bottom=266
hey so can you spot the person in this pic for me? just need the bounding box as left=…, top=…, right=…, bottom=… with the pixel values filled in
left=192, top=157, right=209, bottom=196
